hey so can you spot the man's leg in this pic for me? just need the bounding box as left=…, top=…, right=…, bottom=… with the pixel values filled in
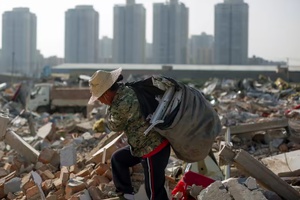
left=142, top=144, right=171, bottom=200
left=111, top=145, right=141, bottom=194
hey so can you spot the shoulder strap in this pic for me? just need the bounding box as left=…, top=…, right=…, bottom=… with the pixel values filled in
left=125, top=77, right=164, bottom=119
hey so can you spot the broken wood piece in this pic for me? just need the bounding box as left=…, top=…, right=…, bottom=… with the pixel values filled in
left=279, top=169, right=300, bottom=177
left=218, top=145, right=236, bottom=166
left=0, top=171, right=17, bottom=183
left=102, top=148, right=107, bottom=164
left=221, top=118, right=289, bottom=135
left=86, top=132, right=126, bottom=164
left=93, top=163, right=110, bottom=176
left=219, top=145, right=300, bottom=200
left=281, top=176, right=300, bottom=185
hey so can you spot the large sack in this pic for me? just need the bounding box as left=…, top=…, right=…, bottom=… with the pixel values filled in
left=127, top=76, right=221, bottom=162
left=154, top=81, right=221, bottom=162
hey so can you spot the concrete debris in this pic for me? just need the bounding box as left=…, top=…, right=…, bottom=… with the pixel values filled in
left=198, top=180, right=232, bottom=200
left=0, top=76, right=299, bottom=199
left=37, top=122, right=55, bottom=139
left=60, top=144, right=77, bottom=167
left=197, top=177, right=282, bottom=200
left=243, top=177, right=258, bottom=190
left=4, top=177, right=21, bottom=194
left=261, top=149, right=300, bottom=177
left=219, top=146, right=300, bottom=200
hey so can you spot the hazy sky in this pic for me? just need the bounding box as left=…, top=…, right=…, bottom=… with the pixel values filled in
left=0, top=0, right=300, bottom=65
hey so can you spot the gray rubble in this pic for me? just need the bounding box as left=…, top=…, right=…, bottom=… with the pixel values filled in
left=0, top=75, right=299, bottom=199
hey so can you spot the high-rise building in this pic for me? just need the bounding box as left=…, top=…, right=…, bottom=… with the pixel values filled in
left=0, top=50, right=2, bottom=67
left=153, top=0, right=189, bottom=64
left=99, top=36, right=113, bottom=63
left=145, top=42, right=153, bottom=64
left=65, top=5, right=99, bottom=63
left=1, top=8, right=37, bottom=76
left=113, top=0, right=146, bottom=63
left=214, top=0, right=248, bottom=65
left=44, top=56, right=64, bottom=67
left=189, top=33, right=214, bottom=64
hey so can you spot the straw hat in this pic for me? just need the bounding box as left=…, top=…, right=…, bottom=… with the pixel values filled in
left=88, top=68, right=122, bottom=104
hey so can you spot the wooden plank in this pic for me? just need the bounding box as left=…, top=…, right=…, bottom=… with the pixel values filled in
left=218, top=145, right=236, bottom=166
left=218, top=146, right=249, bottom=177
left=281, top=176, right=300, bottom=183
left=86, top=132, right=126, bottom=164
left=233, top=149, right=300, bottom=200
left=221, top=118, right=289, bottom=135
left=279, top=169, right=300, bottom=177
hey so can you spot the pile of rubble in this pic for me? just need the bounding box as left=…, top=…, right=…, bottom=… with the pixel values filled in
left=0, top=75, right=299, bottom=200
left=197, top=177, right=280, bottom=200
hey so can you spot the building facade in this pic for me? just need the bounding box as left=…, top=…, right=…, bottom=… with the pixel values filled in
left=214, top=0, right=248, bottom=65
left=1, top=8, right=38, bottom=76
left=113, top=0, right=146, bottom=63
left=189, top=33, right=214, bottom=64
left=99, top=36, right=113, bottom=63
left=145, top=42, right=153, bottom=64
left=153, top=0, right=189, bottom=64
left=65, top=5, right=99, bottom=63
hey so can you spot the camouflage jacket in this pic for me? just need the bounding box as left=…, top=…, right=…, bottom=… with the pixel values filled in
left=107, top=84, right=165, bottom=157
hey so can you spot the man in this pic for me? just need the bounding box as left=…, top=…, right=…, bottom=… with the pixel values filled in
left=88, top=68, right=170, bottom=200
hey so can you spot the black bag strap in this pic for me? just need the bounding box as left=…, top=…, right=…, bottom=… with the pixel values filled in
left=125, top=77, right=164, bottom=119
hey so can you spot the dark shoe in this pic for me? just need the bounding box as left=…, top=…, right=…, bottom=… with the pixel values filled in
left=107, top=191, right=123, bottom=198
left=107, top=191, right=135, bottom=200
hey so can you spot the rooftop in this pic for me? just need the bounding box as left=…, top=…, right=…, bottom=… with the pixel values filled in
left=52, top=63, right=300, bottom=72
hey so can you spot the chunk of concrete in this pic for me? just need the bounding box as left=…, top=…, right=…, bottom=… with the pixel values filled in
left=225, top=178, right=267, bottom=200
left=0, top=115, right=39, bottom=163
left=4, top=177, right=21, bottom=194
left=0, top=114, right=9, bottom=140
left=6, top=130, right=39, bottom=163
left=198, top=180, right=232, bottom=200
left=261, top=150, right=300, bottom=176
left=244, top=177, right=258, bottom=190
left=60, top=144, right=77, bottom=167
left=219, top=146, right=300, bottom=200
left=37, top=122, right=55, bottom=139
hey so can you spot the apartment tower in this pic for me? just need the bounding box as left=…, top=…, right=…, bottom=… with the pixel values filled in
left=214, top=0, right=249, bottom=65
left=153, top=0, right=189, bottom=64
left=189, top=33, right=214, bottom=64
left=65, top=5, right=99, bottom=63
left=113, top=0, right=146, bottom=63
left=1, top=8, right=37, bottom=76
